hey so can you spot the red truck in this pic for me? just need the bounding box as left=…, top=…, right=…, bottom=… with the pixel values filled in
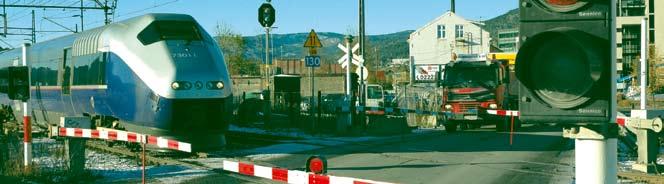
left=439, top=53, right=520, bottom=133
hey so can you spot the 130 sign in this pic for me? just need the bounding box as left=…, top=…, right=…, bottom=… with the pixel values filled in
left=305, top=56, right=321, bottom=67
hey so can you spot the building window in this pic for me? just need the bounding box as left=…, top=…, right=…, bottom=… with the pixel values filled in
left=649, top=0, right=654, bottom=14
left=437, top=25, right=445, bottom=39
left=650, top=30, right=655, bottom=44
left=455, top=25, right=464, bottom=38
left=621, top=25, right=641, bottom=75
left=620, top=0, right=646, bottom=16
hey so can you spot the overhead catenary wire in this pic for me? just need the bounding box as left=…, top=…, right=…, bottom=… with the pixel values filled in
left=2, top=0, right=116, bottom=47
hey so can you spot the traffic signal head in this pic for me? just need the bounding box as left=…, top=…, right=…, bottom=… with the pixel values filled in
left=258, top=3, right=275, bottom=28
left=7, top=66, right=30, bottom=102
left=516, top=0, right=615, bottom=124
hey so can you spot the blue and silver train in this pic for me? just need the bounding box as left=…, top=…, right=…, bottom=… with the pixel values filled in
left=0, top=14, right=233, bottom=150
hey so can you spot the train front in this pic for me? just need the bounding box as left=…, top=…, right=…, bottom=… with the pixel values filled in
left=104, top=14, right=233, bottom=150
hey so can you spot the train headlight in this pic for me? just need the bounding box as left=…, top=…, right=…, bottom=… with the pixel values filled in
left=172, top=81, right=192, bottom=90
left=489, top=104, right=498, bottom=109
left=444, top=105, right=452, bottom=110
left=207, top=81, right=225, bottom=90
left=171, top=82, right=180, bottom=90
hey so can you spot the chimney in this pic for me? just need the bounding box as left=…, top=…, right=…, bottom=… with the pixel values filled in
left=451, top=0, right=455, bottom=13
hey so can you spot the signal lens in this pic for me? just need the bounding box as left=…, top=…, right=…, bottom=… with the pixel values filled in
left=546, top=0, right=577, bottom=6
left=516, top=28, right=606, bottom=109
left=306, top=156, right=327, bottom=174
left=537, top=0, right=587, bottom=12
left=309, top=158, right=324, bottom=174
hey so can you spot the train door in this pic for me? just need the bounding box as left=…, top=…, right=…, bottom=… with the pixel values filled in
left=59, top=47, right=75, bottom=114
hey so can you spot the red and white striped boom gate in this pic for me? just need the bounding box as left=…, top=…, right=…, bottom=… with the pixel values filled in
left=222, top=160, right=394, bottom=184
left=56, top=127, right=192, bottom=152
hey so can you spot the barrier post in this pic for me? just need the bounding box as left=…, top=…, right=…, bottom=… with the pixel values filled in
left=61, top=117, right=90, bottom=176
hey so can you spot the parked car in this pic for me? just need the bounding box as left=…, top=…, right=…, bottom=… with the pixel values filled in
left=321, top=94, right=346, bottom=113
left=237, top=91, right=265, bottom=126
left=300, top=97, right=319, bottom=112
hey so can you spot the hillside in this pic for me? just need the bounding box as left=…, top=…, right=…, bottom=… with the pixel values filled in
left=482, top=8, right=519, bottom=37
left=243, top=30, right=413, bottom=66
left=240, top=8, right=520, bottom=65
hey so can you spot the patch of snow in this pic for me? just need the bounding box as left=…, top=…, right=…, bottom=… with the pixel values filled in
left=86, top=150, right=215, bottom=183
left=182, top=158, right=227, bottom=170
left=245, top=153, right=294, bottom=161
left=242, top=143, right=322, bottom=161
left=229, top=125, right=318, bottom=139
left=292, top=139, right=347, bottom=146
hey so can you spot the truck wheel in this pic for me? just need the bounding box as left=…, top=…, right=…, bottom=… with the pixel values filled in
left=445, top=121, right=458, bottom=133
left=460, top=122, right=470, bottom=130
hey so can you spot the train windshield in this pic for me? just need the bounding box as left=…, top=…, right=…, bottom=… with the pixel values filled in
left=138, top=20, right=203, bottom=45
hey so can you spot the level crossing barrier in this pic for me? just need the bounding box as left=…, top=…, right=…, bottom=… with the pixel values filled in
left=222, top=160, right=394, bottom=184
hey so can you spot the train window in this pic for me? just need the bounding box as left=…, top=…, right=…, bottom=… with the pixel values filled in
left=31, top=62, right=58, bottom=86
left=138, top=20, right=203, bottom=45
left=73, top=53, right=106, bottom=85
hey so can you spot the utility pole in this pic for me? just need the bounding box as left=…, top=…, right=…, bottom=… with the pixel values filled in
left=30, top=10, right=34, bottom=43
left=358, top=0, right=366, bottom=129
left=345, top=35, right=354, bottom=128
left=2, top=0, right=6, bottom=37
left=80, top=0, right=84, bottom=31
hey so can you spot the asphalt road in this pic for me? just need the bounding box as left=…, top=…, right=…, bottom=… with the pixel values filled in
left=190, top=124, right=576, bottom=184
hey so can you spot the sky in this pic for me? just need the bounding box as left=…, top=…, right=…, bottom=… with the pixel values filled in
left=1, top=0, right=518, bottom=48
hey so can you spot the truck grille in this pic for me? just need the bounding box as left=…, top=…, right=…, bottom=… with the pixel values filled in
left=452, top=102, right=480, bottom=113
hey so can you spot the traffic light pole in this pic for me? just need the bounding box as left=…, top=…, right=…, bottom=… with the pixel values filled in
left=563, top=125, right=618, bottom=184
left=21, top=43, right=31, bottom=170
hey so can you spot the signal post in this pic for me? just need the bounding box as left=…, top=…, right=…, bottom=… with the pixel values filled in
left=304, top=29, right=323, bottom=131
left=258, top=0, right=275, bottom=127
left=516, top=0, right=617, bottom=183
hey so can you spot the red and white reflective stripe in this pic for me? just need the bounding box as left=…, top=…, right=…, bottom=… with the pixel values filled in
left=486, top=110, right=520, bottom=117
left=222, top=160, right=393, bottom=184
left=58, top=127, right=191, bottom=152
left=616, top=116, right=627, bottom=126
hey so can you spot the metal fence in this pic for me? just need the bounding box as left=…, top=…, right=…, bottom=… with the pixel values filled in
left=395, top=85, right=443, bottom=128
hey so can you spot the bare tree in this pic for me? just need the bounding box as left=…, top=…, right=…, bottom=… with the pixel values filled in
left=215, top=22, right=259, bottom=75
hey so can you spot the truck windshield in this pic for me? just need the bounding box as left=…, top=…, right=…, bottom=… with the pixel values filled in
left=367, top=86, right=383, bottom=99
left=444, top=66, right=498, bottom=88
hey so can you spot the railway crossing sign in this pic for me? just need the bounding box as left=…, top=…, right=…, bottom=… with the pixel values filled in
left=305, top=56, right=321, bottom=67
left=337, top=43, right=364, bottom=69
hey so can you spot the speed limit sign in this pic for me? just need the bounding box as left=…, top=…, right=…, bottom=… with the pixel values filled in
left=305, top=56, right=321, bottom=67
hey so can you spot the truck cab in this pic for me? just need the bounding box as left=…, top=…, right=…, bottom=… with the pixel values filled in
left=440, top=53, right=515, bottom=132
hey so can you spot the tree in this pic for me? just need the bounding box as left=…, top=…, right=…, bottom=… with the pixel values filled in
left=648, top=45, right=664, bottom=107
left=215, top=22, right=259, bottom=76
